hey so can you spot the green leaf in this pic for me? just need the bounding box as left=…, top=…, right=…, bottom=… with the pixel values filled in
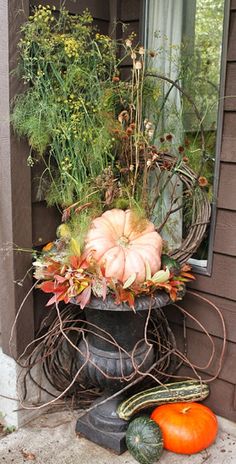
left=151, top=269, right=170, bottom=283
left=145, top=261, right=152, bottom=281
left=123, top=273, right=137, bottom=289
left=70, top=238, right=81, bottom=257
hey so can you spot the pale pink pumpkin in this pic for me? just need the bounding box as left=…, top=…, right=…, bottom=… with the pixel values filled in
left=84, top=209, right=162, bottom=284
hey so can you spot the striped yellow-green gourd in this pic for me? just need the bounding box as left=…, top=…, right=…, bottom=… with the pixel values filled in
left=117, top=380, right=209, bottom=421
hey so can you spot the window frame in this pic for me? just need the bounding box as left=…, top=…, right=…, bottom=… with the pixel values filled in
left=140, top=0, right=231, bottom=276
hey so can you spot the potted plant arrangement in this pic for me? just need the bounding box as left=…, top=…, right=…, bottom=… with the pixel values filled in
left=12, top=5, right=212, bottom=454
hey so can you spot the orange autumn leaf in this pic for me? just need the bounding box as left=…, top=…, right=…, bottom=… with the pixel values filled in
left=42, top=242, right=54, bottom=252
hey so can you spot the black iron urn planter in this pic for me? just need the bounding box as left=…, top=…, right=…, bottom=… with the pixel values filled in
left=75, top=291, right=170, bottom=454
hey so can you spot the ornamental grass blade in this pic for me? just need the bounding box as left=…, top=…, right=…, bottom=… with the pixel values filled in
left=123, top=272, right=137, bottom=289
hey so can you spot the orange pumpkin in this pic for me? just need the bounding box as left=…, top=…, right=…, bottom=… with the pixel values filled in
left=84, top=209, right=162, bottom=284
left=151, top=402, right=218, bottom=455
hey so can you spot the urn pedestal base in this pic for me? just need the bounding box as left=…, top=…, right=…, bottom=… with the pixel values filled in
left=76, top=396, right=128, bottom=454
left=75, top=293, right=169, bottom=454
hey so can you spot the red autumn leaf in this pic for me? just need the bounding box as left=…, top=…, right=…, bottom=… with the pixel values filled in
left=42, top=242, right=54, bottom=252
left=169, top=289, right=178, bottom=301
left=181, top=263, right=192, bottom=272
left=79, top=256, right=89, bottom=269
left=102, top=278, right=107, bottom=300
left=70, top=255, right=80, bottom=269
left=46, top=260, right=62, bottom=273
left=116, top=288, right=135, bottom=308
left=54, top=274, right=67, bottom=283
left=76, top=286, right=92, bottom=309
left=62, top=207, right=71, bottom=222
left=46, top=294, right=58, bottom=306
left=169, top=280, right=181, bottom=287
left=180, top=272, right=195, bottom=280
left=46, top=289, right=69, bottom=306
left=39, top=281, right=57, bottom=293
left=40, top=281, right=69, bottom=294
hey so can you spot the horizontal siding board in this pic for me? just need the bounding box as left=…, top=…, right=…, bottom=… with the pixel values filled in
left=228, top=11, right=236, bottom=60
left=222, top=111, right=236, bottom=137
left=214, top=209, right=236, bottom=255
left=120, top=0, right=141, bottom=21
left=32, top=202, right=61, bottom=246
left=120, top=20, right=140, bottom=43
left=231, top=0, right=236, bottom=10
left=207, top=379, right=236, bottom=421
left=225, top=62, right=236, bottom=110
left=172, top=325, right=235, bottom=383
left=93, top=18, right=110, bottom=35
left=165, top=290, right=236, bottom=342
left=221, top=112, right=236, bottom=161
left=217, top=162, right=236, bottom=210
left=30, top=0, right=110, bottom=20
left=176, top=366, right=236, bottom=421
left=221, top=136, right=236, bottom=162
left=190, top=254, right=236, bottom=300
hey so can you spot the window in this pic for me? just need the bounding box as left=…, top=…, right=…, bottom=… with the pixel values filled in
left=143, top=0, right=229, bottom=273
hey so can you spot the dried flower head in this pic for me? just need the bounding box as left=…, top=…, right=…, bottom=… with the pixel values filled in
left=125, top=39, right=132, bottom=47
left=165, top=133, right=174, bottom=142
left=118, top=110, right=129, bottom=124
left=131, top=52, right=137, bottom=60
left=178, top=145, right=185, bottom=153
left=147, top=159, right=152, bottom=167
left=145, top=120, right=152, bottom=130
left=183, top=156, right=189, bottom=163
left=147, top=129, right=154, bottom=139
left=135, top=61, right=142, bottom=70
left=139, top=46, right=145, bottom=55
left=126, top=127, right=133, bottom=136
left=198, top=176, right=208, bottom=187
left=149, top=50, right=157, bottom=58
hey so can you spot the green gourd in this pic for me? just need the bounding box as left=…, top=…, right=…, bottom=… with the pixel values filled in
left=125, top=416, right=163, bottom=464
left=118, top=379, right=209, bottom=421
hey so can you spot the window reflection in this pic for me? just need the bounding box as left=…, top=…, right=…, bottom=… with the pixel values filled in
left=144, top=0, right=225, bottom=264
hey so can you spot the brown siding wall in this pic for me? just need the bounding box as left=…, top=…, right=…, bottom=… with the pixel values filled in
left=30, top=0, right=112, bottom=332
left=0, top=0, right=34, bottom=357
left=167, top=0, right=236, bottom=421
left=2, top=0, right=236, bottom=423
left=119, top=0, right=236, bottom=421
left=0, top=0, right=112, bottom=355
left=29, top=0, right=111, bottom=251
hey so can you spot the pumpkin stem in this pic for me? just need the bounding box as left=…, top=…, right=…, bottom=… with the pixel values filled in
left=181, top=406, right=191, bottom=414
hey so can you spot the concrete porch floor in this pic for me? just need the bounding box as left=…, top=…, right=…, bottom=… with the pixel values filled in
left=0, top=410, right=235, bottom=464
